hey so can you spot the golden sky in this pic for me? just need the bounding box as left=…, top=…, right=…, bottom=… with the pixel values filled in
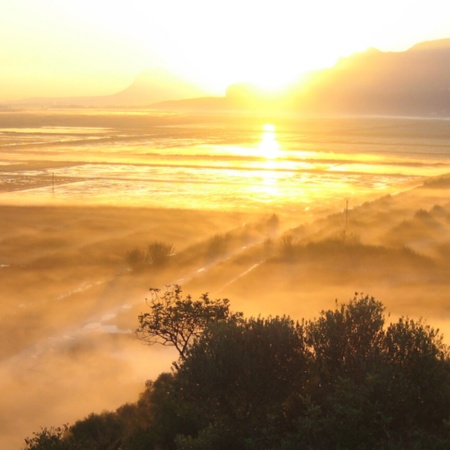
left=1, top=0, right=449, bottom=101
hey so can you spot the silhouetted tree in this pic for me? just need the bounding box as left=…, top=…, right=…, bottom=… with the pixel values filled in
left=305, top=294, right=385, bottom=384
left=23, top=426, right=73, bottom=450
left=172, top=316, right=309, bottom=449
left=68, top=412, right=124, bottom=450
left=136, top=285, right=243, bottom=361
left=24, top=291, right=450, bottom=450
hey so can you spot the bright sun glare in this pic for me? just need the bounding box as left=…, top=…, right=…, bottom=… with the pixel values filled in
left=259, top=124, right=279, bottom=159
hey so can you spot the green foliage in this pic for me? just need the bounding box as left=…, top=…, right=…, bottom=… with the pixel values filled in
left=136, top=285, right=243, bottom=361
left=25, top=291, right=450, bottom=450
left=180, top=317, right=306, bottom=414
left=24, top=427, right=71, bottom=450
left=306, top=294, right=385, bottom=383
left=171, top=316, right=309, bottom=449
left=69, top=412, right=124, bottom=450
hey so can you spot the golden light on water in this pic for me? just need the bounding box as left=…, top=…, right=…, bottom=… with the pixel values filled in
left=259, top=124, right=280, bottom=159
left=255, top=124, right=281, bottom=200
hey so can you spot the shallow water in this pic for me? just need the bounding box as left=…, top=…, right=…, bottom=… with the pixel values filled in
left=1, top=111, right=449, bottom=214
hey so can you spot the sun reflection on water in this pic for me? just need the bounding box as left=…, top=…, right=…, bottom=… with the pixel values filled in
left=256, top=124, right=282, bottom=200
left=259, top=124, right=280, bottom=160
left=0, top=117, right=439, bottom=212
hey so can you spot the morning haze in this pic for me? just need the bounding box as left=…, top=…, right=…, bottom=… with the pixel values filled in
left=2, top=1, right=450, bottom=447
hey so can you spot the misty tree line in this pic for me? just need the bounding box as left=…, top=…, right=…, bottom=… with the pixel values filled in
left=124, top=213, right=281, bottom=273
left=126, top=241, right=175, bottom=271
left=24, top=286, right=450, bottom=449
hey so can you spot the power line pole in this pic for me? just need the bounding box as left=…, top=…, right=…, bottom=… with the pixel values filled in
left=343, top=198, right=349, bottom=241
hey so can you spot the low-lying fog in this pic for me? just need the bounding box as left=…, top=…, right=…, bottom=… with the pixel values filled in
left=1, top=110, right=450, bottom=449
left=0, top=205, right=263, bottom=449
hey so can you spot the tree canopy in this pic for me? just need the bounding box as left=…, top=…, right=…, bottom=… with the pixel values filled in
left=136, top=285, right=243, bottom=361
left=25, top=290, right=450, bottom=450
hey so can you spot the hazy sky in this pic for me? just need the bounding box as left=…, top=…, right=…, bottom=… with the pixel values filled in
left=1, top=0, right=449, bottom=101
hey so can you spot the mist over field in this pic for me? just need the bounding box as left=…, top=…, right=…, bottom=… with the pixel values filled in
left=1, top=109, right=450, bottom=448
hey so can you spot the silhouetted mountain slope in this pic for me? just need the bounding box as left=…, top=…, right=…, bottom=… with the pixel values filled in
left=11, top=38, right=450, bottom=115
left=292, top=38, right=450, bottom=116
left=151, top=96, right=228, bottom=111
left=111, top=69, right=206, bottom=105
left=14, top=68, right=206, bottom=107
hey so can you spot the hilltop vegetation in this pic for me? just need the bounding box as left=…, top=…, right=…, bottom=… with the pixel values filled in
left=24, top=287, right=450, bottom=449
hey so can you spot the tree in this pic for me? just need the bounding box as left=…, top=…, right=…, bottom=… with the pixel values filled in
left=24, top=426, right=72, bottom=450
left=136, top=285, right=243, bottom=361
left=297, top=294, right=450, bottom=449
left=382, top=317, right=450, bottom=433
left=173, top=316, right=309, bottom=449
left=69, top=412, right=124, bottom=450
left=24, top=291, right=450, bottom=450
left=305, top=293, right=385, bottom=384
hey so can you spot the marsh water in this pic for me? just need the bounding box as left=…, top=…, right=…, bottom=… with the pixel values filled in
left=2, top=111, right=450, bottom=214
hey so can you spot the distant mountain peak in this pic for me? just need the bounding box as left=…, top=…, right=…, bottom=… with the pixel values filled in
left=112, top=68, right=207, bottom=104
left=12, top=67, right=208, bottom=107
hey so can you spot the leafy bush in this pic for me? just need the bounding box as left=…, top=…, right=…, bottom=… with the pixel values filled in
left=24, top=426, right=72, bottom=450
left=25, top=292, right=450, bottom=450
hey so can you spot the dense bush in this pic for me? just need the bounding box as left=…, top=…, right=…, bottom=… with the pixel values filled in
left=24, top=291, right=450, bottom=450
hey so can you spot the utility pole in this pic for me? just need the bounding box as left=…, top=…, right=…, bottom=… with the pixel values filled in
left=343, top=198, right=349, bottom=241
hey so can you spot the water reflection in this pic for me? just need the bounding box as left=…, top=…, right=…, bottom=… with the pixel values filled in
left=0, top=119, right=433, bottom=212
left=259, top=124, right=280, bottom=160
left=257, top=124, right=282, bottom=199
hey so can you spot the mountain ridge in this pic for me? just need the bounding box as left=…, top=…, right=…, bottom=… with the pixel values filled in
left=285, top=38, right=450, bottom=116
left=10, top=68, right=207, bottom=108
left=7, top=38, right=450, bottom=116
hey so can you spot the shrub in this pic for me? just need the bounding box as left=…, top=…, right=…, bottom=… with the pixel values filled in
left=147, top=241, right=174, bottom=267
left=25, top=292, right=450, bottom=450
left=126, top=248, right=147, bottom=271
left=126, top=241, right=174, bottom=272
